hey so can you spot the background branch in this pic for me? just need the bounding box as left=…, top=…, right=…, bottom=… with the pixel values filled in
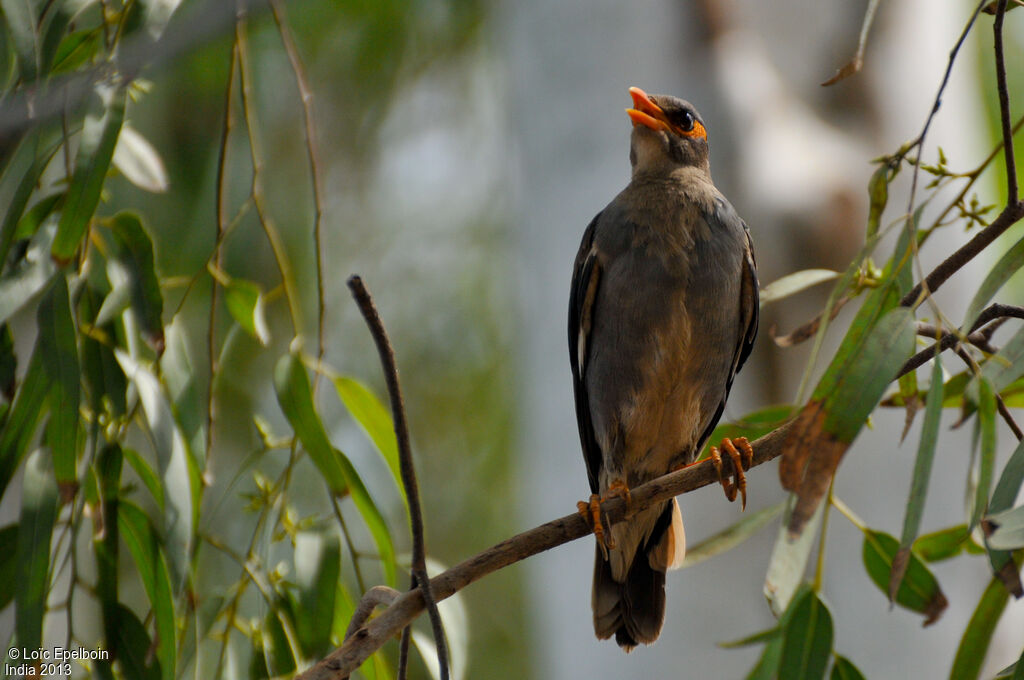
left=295, top=424, right=792, bottom=679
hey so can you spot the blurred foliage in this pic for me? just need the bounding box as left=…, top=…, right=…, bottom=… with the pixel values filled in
left=0, top=0, right=519, bottom=678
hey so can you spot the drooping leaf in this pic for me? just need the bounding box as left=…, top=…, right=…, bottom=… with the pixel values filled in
left=15, top=449, right=58, bottom=654
left=746, top=637, right=784, bottom=680
left=0, top=523, right=18, bottom=609
left=973, top=378, right=997, bottom=529
left=79, top=285, right=128, bottom=417
left=50, top=27, right=103, bottom=74
left=109, top=604, right=162, bottom=680
left=52, top=88, right=127, bottom=265
left=0, top=220, right=58, bottom=326
left=112, top=124, right=170, bottom=193
left=891, top=357, right=944, bottom=599
left=105, top=212, right=164, bottom=352
left=94, top=444, right=122, bottom=655
left=949, top=556, right=1022, bottom=680
left=261, top=599, right=297, bottom=678
left=294, top=531, right=341, bottom=658
left=14, top=192, right=62, bottom=242
left=224, top=278, right=270, bottom=346
left=760, top=269, right=839, bottom=305
left=122, top=447, right=164, bottom=512
left=719, top=626, right=781, bottom=649
left=118, top=501, right=176, bottom=680
left=335, top=449, right=397, bottom=587
left=862, top=529, right=947, bottom=624
left=37, top=276, right=80, bottom=501
left=963, top=234, right=1024, bottom=330
left=830, top=655, right=868, bottom=680
left=0, top=324, right=15, bottom=401
left=985, top=437, right=1024, bottom=595
left=765, top=498, right=825, bottom=616
left=781, top=304, right=916, bottom=535
left=333, top=376, right=404, bottom=502
left=913, top=525, right=980, bottom=562
left=0, top=0, right=41, bottom=81
left=0, top=346, right=51, bottom=499
left=683, top=501, right=785, bottom=568
left=778, top=588, right=834, bottom=680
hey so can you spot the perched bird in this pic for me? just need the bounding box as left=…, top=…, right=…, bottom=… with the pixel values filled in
left=568, top=87, right=759, bottom=650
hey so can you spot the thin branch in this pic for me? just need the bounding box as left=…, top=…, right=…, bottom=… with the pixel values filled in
left=269, top=0, right=327, bottom=386
left=994, top=0, right=1018, bottom=203
left=343, top=586, right=400, bottom=642
left=347, top=276, right=449, bottom=680
left=295, top=424, right=791, bottom=680
left=897, top=303, right=1024, bottom=377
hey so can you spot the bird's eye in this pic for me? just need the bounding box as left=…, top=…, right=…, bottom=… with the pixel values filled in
left=679, top=111, right=694, bottom=132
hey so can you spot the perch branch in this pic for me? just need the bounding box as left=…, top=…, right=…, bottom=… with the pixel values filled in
left=294, top=423, right=792, bottom=680
left=347, top=276, right=450, bottom=680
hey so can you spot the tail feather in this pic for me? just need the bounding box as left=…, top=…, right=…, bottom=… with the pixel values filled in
left=591, top=499, right=685, bottom=651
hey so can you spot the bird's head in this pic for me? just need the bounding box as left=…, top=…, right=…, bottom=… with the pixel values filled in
left=625, top=86, right=709, bottom=176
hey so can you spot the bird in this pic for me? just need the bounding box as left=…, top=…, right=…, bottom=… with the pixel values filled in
left=568, top=86, right=759, bottom=650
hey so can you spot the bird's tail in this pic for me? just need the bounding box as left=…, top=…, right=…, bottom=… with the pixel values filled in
left=591, top=498, right=686, bottom=650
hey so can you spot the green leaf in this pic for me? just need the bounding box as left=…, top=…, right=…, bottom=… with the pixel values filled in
left=94, top=444, right=122, bottom=655
left=0, top=346, right=51, bottom=500
left=106, top=212, right=165, bottom=352
left=37, top=276, right=80, bottom=500
left=913, top=525, right=977, bottom=562
left=991, top=438, right=1024, bottom=516
left=225, top=278, right=270, bottom=345
left=79, top=285, right=128, bottom=417
left=963, top=234, right=1024, bottom=330
left=261, top=600, right=297, bottom=678
left=112, top=124, right=169, bottom=193
left=978, top=325, right=1024, bottom=396
left=15, top=449, right=58, bottom=654
left=746, top=637, right=783, bottom=680
left=275, top=353, right=397, bottom=586
left=0, top=324, right=15, bottom=400
left=118, top=501, right=176, bottom=680
left=760, top=269, right=839, bottom=305
left=333, top=376, right=404, bottom=503
left=0, top=128, right=61, bottom=267
left=700, top=404, right=793, bottom=460
left=274, top=353, right=346, bottom=494
left=862, top=529, right=947, bottom=624
left=949, top=556, right=1021, bottom=680
left=0, top=220, right=58, bottom=326
left=779, top=588, right=834, bottom=680
left=0, top=0, right=41, bottom=81
left=52, top=88, right=127, bottom=264
left=985, top=438, right=1024, bottom=591
left=0, top=523, right=17, bottom=609
left=719, top=626, right=781, bottom=649
left=973, top=378, right=997, bottom=528
left=116, top=350, right=197, bottom=586
left=892, top=357, right=944, bottom=597
left=294, top=531, right=340, bottom=658
left=865, top=162, right=892, bottom=239
left=109, top=604, right=162, bottom=680
left=830, top=655, right=868, bottom=680
left=764, top=497, right=825, bottom=616
left=683, top=501, right=785, bottom=568
left=14, top=192, right=62, bottom=242
left=50, top=27, right=103, bottom=74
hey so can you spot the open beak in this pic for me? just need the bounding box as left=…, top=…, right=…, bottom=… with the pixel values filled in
left=626, top=86, right=671, bottom=131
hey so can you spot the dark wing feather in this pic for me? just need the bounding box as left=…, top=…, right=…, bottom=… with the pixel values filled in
left=695, top=214, right=759, bottom=453
left=569, top=212, right=603, bottom=494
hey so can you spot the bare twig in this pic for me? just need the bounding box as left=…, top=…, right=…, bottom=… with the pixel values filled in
left=897, top=304, right=1024, bottom=377
left=270, top=0, right=327, bottom=384
left=347, top=276, right=450, bottom=680
left=343, top=586, right=401, bottom=642
left=993, top=0, right=1018, bottom=203
left=295, top=424, right=791, bottom=680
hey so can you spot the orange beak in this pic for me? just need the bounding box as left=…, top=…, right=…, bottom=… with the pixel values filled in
left=626, top=87, right=671, bottom=131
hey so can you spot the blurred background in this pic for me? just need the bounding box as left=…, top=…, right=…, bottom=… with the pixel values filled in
left=7, top=0, right=1022, bottom=676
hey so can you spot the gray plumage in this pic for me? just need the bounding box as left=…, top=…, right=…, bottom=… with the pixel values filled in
left=569, top=91, right=758, bottom=650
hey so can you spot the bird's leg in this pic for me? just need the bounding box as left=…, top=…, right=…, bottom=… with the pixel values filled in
left=578, top=494, right=610, bottom=558
left=709, top=437, right=754, bottom=510
left=576, top=479, right=633, bottom=557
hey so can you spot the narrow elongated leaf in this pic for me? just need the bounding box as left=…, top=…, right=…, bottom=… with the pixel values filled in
left=782, top=303, right=916, bottom=534
left=719, top=626, right=781, bottom=649
left=963, top=235, right=1024, bottom=330
left=973, top=378, right=997, bottom=528
left=37, top=277, right=80, bottom=500
left=891, top=357, right=944, bottom=598
left=913, top=525, right=979, bottom=562
left=0, top=0, right=41, bottom=81
left=0, top=523, right=18, bottom=609
left=224, top=278, right=270, bottom=345
left=949, top=556, right=1021, bottom=680
left=15, top=193, right=62, bottom=242
left=978, top=326, right=1024, bottom=395
left=118, top=501, right=176, bottom=680
left=50, top=28, right=103, bottom=74
left=162, top=319, right=205, bottom=464
left=746, top=637, right=783, bottom=680
left=0, top=347, right=51, bottom=499
left=294, top=531, right=340, bottom=658
left=115, top=350, right=197, bottom=586
left=15, top=449, right=58, bottom=654
left=991, top=439, right=1024, bottom=517
left=865, top=163, right=891, bottom=239
left=779, top=588, right=833, bottom=680
left=261, top=602, right=297, bottom=677
left=124, top=448, right=164, bottom=511
left=0, top=325, right=14, bottom=400
left=110, top=604, right=161, bottom=680
left=52, top=89, right=127, bottom=264
left=112, top=124, right=169, bottom=193
left=0, top=221, right=58, bottom=326
left=0, top=129, right=62, bottom=266
left=683, top=501, right=785, bottom=568
left=862, top=529, right=947, bottom=624
left=274, top=353, right=346, bottom=494
left=985, top=438, right=1024, bottom=594
left=760, top=269, right=839, bottom=305
left=274, top=353, right=397, bottom=586
left=831, top=655, right=867, bottom=680
left=765, top=498, right=825, bottom=616
left=79, top=285, right=128, bottom=417
left=333, top=376, right=403, bottom=500
left=94, top=444, right=122, bottom=655
left=106, top=212, right=164, bottom=352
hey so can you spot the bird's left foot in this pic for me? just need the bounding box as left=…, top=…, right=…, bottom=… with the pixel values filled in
left=709, top=437, right=754, bottom=510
